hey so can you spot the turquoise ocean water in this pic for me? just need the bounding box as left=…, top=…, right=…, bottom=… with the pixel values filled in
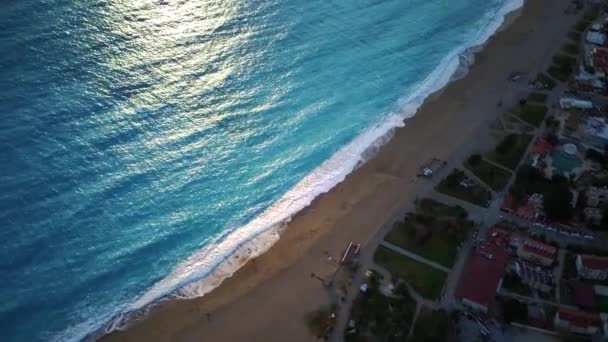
left=0, top=0, right=521, bottom=340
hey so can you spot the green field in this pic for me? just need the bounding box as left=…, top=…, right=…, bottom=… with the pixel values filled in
left=521, top=104, right=548, bottom=127
left=533, top=73, right=557, bottom=90
left=385, top=220, right=461, bottom=268
left=548, top=54, right=576, bottom=82
left=344, top=278, right=416, bottom=342
left=436, top=169, right=492, bottom=208
left=596, top=294, right=608, bottom=313
left=374, top=246, right=447, bottom=300
left=486, top=133, right=534, bottom=170
left=561, top=43, right=580, bottom=55
left=409, top=309, right=453, bottom=342
left=527, top=92, right=548, bottom=104
left=465, top=157, right=512, bottom=191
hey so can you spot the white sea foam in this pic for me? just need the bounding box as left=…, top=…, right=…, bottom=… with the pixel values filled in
left=83, top=0, right=524, bottom=340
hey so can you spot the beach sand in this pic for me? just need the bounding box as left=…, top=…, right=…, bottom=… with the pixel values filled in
left=102, top=0, right=577, bottom=341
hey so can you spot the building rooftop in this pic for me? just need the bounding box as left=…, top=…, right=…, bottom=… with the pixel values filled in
left=456, top=241, right=508, bottom=311
left=580, top=254, right=608, bottom=270
left=531, top=137, right=553, bottom=155
left=557, top=308, right=601, bottom=328
left=570, top=280, right=596, bottom=309
left=521, top=239, right=557, bottom=261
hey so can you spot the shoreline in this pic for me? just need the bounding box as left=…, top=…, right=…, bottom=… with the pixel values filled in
left=101, top=0, right=576, bottom=340
left=85, top=0, right=524, bottom=339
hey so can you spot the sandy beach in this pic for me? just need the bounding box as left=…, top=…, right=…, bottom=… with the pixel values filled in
left=102, top=0, right=577, bottom=341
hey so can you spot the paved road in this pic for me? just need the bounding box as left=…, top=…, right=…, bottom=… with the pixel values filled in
left=380, top=241, right=451, bottom=273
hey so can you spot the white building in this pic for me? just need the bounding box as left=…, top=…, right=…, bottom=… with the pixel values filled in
left=560, top=97, right=594, bottom=110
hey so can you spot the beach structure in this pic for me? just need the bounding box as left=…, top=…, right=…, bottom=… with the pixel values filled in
left=560, top=97, right=594, bottom=110
left=340, top=242, right=360, bottom=265
left=419, top=158, right=445, bottom=177
left=456, top=230, right=508, bottom=314
left=554, top=309, right=603, bottom=335
left=577, top=254, right=608, bottom=280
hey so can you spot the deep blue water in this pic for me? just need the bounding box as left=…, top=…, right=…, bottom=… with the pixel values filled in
left=0, top=0, right=519, bottom=340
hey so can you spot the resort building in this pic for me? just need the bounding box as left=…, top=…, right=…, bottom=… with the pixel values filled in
left=584, top=207, right=604, bottom=225
left=590, top=47, right=608, bottom=73
left=577, top=254, right=608, bottom=280
left=560, top=97, right=594, bottom=110
left=456, top=240, right=508, bottom=314
left=554, top=309, right=603, bottom=335
left=582, top=116, right=608, bottom=149
left=510, top=236, right=557, bottom=267
left=587, top=186, right=608, bottom=207
left=512, top=261, right=554, bottom=292
left=566, top=280, right=597, bottom=310
left=586, top=31, right=608, bottom=46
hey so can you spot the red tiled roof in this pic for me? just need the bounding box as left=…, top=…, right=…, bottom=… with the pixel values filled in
left=570, top=281, right=596, bottom=309
left=593, top=48, right=608, bottom=69
left=516, top=205, right=535, bottom=220
left=487, top=226, right=510, bottom=247
left=456, top=242, right=508, bottom=311
left=581, top=255, right=608, bottom=270
left=531, top=138, right=553, bottom=154
left=557, top=309, right=601, bottom=328
left=501, top=194, right=518, bottom=212
left=522, top=239, right=557, bottom=261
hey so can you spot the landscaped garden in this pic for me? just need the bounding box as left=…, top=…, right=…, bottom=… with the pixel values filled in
left=384, top=198, right=473, bottom=267
left=436, top=169, right=492, bottom=207
left=548, top=54, right=576, bottom=82
left=486, top=133, right=534, bottom=170
left=343, top=273, right=416, bottom=342
left=374, top=246, right=447, bottom=300
left=533, top=73, right=556, bottom=90
left=409, top=309, right=455, bottom=342
left=465, top=154, right=512, bottom=191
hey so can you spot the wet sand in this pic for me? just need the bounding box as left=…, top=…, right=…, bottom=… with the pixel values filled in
left=102, top=0, right=576, bottom=341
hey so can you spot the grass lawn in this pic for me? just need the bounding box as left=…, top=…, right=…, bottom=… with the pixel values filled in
left=527, top=92, right=548, bottom=104
left=486, top=133, right=533, bottom=170
left=417, top=197, right=468, bottom=218
left=561, top=43, right=580, bottom=55
left=436, top=169, right=491, bottom=208
left=568, top=30, right=582, bottom=42
left=548, top=66, right=570, bottom=82
left=385, top=220, right=460, bottom=268
left=511, top=102, right=548, bottom=127
left=574, top=20, right=590, bottom=33
left=465, top=157, right=512, bottom=191
left=345, top=280, right=416, bottom=341
left=374, top=246, right=447, bottom=300
left=409, top=309, right=454, bottom=342
left=533, top=73, right=557, bottom=90
left=595, top=294, right=608, bottom=313
left=548, top=54, right=576, bottom=82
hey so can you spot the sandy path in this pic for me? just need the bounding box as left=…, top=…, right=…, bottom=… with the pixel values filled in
left=101, top=1, right=577, bottom=341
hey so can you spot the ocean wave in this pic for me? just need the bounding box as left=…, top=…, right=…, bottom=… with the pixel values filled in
left=82, top=0, right=524, bottom=340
